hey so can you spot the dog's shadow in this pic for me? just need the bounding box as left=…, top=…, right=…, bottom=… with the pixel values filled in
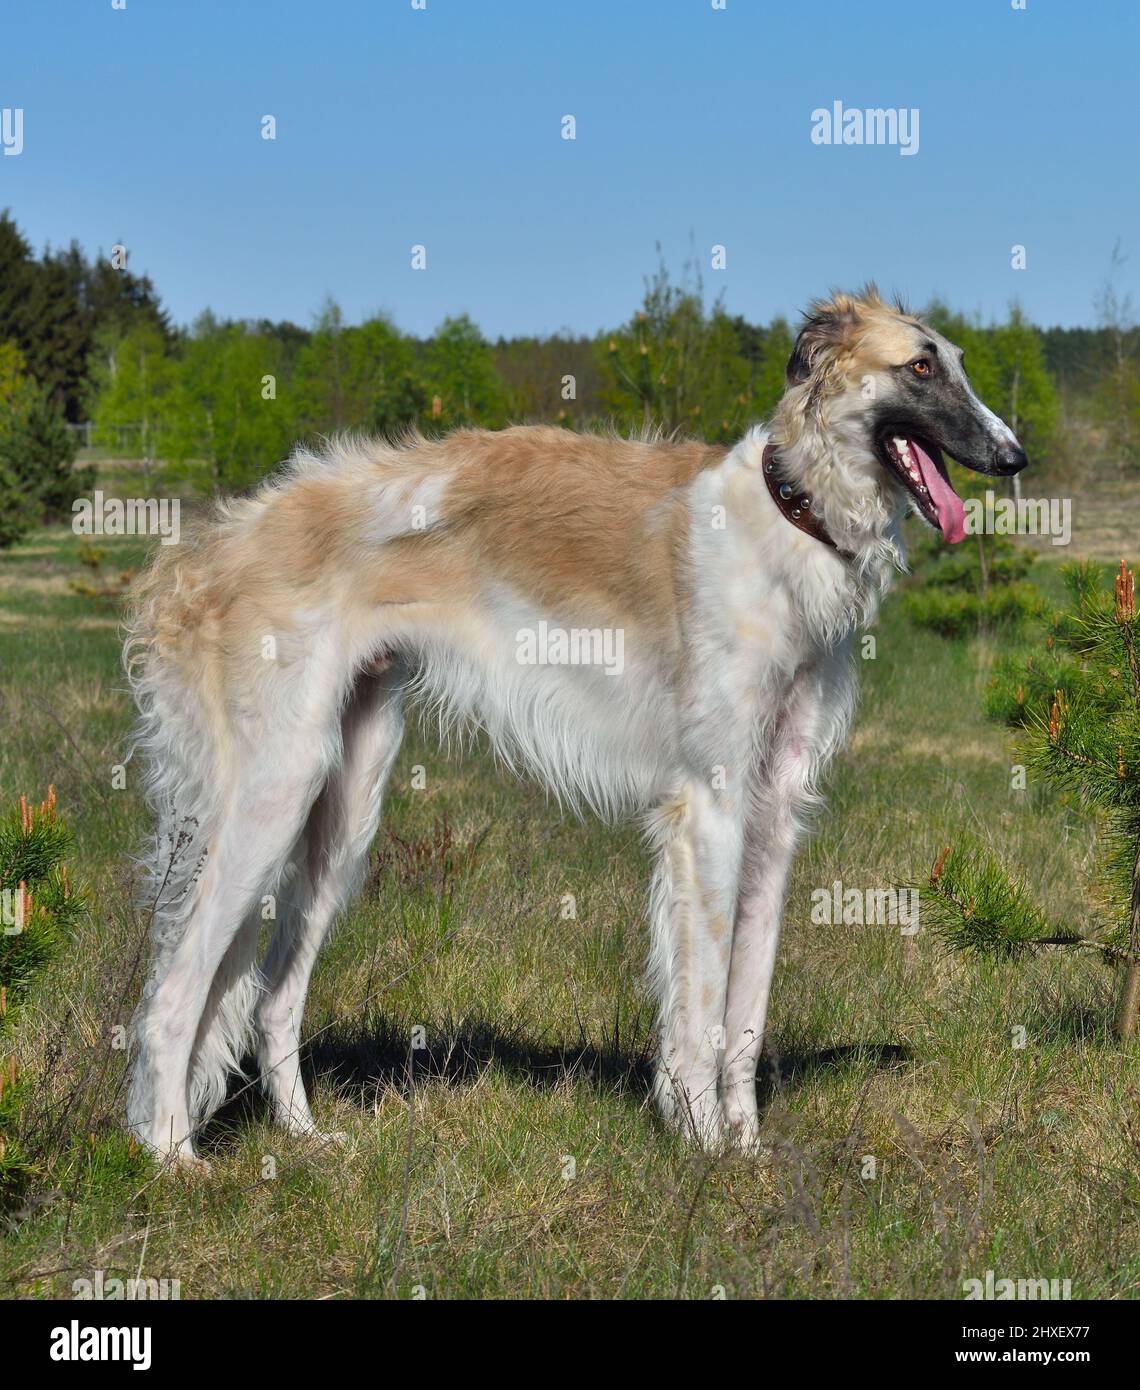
left=202, top=1013, right=912, bottom=1152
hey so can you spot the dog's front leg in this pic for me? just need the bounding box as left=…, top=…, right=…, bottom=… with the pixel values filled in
left=720, top=659, right=848, bottom=1152
left=719, top=793, right=801, bottom=1152
left=647, top=779, right=743, bottom=1151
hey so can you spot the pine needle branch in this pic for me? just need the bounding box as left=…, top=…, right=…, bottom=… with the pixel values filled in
left=915, top=843, right=1104, bottom=961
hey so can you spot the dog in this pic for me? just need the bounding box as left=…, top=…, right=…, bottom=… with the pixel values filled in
left=123, top=286, right=1026, bottom=1165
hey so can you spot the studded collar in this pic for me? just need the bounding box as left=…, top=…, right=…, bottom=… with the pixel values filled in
left=761, top=441, right=847, bottom=556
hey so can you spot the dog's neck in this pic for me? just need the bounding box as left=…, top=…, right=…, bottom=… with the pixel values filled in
left=755, top=414, right=908, bottom=635
left=761, top=441, right=848, bottom=556
left=768, top=403, right=907, bottom=556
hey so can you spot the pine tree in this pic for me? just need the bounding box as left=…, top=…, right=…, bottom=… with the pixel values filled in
left=0, top=341, right=80, bottom=547
left=0, top=213, right=172, bottom=422
left=923, top=560, right=1140, bottom=1039
left=0, top=211, right=38, bottom=353
left=0, top=788, right=85, bottom=1201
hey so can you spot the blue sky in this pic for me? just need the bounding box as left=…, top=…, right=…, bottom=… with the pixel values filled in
left=1, top=0, right=1134, bottom=337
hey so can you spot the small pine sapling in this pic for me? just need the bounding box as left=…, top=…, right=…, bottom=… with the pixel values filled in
left=922, top=561, right=1140, bottom=1040
left=0, top=787, right=85, bottom=1199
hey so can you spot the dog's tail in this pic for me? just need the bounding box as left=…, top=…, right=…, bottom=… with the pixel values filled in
left=123, top=516, right=262, bottom=1131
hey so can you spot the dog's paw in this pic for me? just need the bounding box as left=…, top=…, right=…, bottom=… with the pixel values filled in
left=289, top=1124, right=350, bottom=1150
left=310, top=1129, right=349, bottom=1148
left=720, top=1093, right=764, bottom=1158
left=653, top=1071, right=726, bottom=1152
left=165, top=1150, right=213, bottom=1177
left=721, top=1115, right=765, bottom=1158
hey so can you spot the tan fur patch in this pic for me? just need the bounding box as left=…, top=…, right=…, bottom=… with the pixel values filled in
left=438, top=427, right=725, bottom=638
left=128, top=427, right=728, bottom=700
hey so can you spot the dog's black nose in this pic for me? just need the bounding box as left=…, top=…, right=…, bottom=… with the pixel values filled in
left=994, top=440, right=1028, bottom=474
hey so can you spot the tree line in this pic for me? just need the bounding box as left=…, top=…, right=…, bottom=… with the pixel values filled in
left=1, top=211, right=1138, bottom=545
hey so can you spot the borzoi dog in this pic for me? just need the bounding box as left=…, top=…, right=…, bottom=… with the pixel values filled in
left=124, top=287, right=1027, bottom=1165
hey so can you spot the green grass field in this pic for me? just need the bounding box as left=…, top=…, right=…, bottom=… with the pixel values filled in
left=1, top=460, right=1138, bottom=1299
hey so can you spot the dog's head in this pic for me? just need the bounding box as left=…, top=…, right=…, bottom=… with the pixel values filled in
left=782, top=286, right=1027, bottom=544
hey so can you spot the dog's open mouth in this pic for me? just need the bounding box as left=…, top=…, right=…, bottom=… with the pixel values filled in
left=879, top=433, right=967, bottom=544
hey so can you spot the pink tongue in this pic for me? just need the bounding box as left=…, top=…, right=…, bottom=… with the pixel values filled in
left=911, top=439, right=966, bottom=543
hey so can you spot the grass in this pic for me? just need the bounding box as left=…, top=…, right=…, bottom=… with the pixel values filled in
left=1, top=459, right=1138, bottom=1299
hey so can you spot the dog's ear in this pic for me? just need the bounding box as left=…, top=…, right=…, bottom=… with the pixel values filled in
left=786, top=296, right=861, bottom=386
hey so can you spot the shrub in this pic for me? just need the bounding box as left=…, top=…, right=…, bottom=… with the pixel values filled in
left=903, top=580, right=1042, bottom=639
left=903, top=461, right=1041, bottom=639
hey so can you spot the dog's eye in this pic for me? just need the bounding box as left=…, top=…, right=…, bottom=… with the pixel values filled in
left=911, top=359, right=932, bottom=377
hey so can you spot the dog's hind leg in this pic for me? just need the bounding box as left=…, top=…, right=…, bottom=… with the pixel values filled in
left=129, top=710, right=342, bottom=1165
left=185, top=902, right=264, bottom=1142
left=255, top=662, right=407, bottom=1140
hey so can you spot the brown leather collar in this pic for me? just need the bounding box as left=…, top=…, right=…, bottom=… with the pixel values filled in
left=762, top=441, right=845, bottom=554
